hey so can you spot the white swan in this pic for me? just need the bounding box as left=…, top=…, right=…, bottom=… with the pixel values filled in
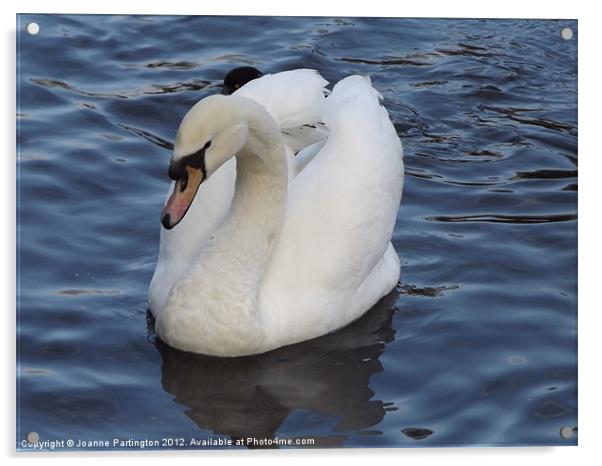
left=150, top=73, right=404, bottom=356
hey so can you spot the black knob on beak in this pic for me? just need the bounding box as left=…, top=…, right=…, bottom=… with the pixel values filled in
left=168, top=160, right=186, bottom=181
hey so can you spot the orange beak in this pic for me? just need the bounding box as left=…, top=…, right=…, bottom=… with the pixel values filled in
left=161, top=165, right=205, bottom=230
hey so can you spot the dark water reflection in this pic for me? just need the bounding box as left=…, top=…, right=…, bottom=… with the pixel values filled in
left=156, top=291, right=397, bottom=447
left=17, top=15, right=577, bottom=449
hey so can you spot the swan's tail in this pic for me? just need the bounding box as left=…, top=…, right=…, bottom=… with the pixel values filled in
left=235, top=69, right=329, bottom=129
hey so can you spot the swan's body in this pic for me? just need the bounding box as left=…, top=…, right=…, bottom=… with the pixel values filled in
left=149, top=71, right=403, bottom=356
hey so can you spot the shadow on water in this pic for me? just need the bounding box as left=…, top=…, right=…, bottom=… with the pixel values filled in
left=151, top=290, right=399, bottom=447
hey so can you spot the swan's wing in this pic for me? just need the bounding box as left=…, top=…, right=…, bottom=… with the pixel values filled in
left=261, top=75, right=404, bottom=347
left=294, top=139, right=326, bottom=173
left=235, top=69, right=330, bottom=171
left=281, top=122, right=328, bottom=154
left=235, top=69, right=329, bottom=128
left=236, top=69, right=330, bottom=177
left=351, top=242, right=400, bottom=312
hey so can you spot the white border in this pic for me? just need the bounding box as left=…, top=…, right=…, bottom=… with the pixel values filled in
left=1, top=0, right=585, bottom=18
left=3, top=1, right=600, bottom=465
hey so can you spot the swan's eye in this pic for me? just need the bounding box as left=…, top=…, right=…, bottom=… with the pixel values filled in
left=204, top=140, right=212, bottom=150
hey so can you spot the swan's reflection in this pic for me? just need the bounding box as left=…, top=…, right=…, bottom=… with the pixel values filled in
left=153, top=289, right=399, bottom=446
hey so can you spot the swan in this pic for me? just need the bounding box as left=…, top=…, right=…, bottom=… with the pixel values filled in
left=150, top=73, right=404, bottom=356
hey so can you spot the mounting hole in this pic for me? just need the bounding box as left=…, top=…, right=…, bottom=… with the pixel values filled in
left=26, top=22, right=40, bottom=35
left=560, top=27, right=573, bottom=40
left=26, top=431, right=39, bottom=443
left=559, top=426, right=573, bottom=439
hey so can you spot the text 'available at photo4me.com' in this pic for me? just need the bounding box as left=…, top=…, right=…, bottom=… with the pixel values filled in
left=19, top=435, right=317, bottom=450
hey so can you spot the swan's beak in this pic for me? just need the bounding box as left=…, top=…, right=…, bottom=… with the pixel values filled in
left=161, top=165, right=205, bottom=230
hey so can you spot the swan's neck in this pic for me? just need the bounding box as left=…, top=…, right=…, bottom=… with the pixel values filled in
left=157, top=108, right=288, bottom=355
left=208, top=116, right=288, bottom=286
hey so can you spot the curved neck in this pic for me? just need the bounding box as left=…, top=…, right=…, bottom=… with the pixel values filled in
left=199, top=107, right=288, bottom=306
left=156, top=105, right=289, bottom=355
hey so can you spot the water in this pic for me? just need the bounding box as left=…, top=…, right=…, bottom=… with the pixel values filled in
left=16, top=15, right=578, bottom=449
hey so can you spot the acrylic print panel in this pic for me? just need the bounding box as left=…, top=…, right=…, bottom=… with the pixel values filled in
left=16, top=14, right=577, bottom=451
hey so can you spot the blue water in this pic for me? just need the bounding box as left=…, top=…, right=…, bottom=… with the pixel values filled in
left=16, top=15, right=577, bottom=449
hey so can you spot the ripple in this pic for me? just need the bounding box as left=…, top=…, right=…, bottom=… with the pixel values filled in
left=535, top=400, right=570, bottom=418
left=32, top=78, right=129, bottom=99
left=426, top=214, right=577, bottom=224
left=56, top=289, right=120, bottom=296
left=512, top=169, right=577, bottom=181
left=142, top=80, right=211, bottom=95
left=338, top=56, right=433, bottom=67
left=32, top=77, right=212, bottom=100
left=414, top=150, right=506, bottom=164
left=116, top=124, right=174, bottom=150
left=130, top=60, right=200, bottom=70
left=480, top=105, right=577, bottom=134
left=401, top=428, right=434, bottom=440
left=411, top=80, right=449, bottom=88
left=22, top=368, right=52, bottom=376
left=405, top=170, right=509, bottom=188
left=436, top=45, right=495, bottom=57
left=397, top=284, right=459, bottom=297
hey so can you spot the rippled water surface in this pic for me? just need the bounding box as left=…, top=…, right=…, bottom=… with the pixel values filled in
left=17, top=15, right=577, bottom=449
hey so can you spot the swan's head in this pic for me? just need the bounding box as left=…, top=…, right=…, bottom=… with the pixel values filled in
left=222, top=66, right=262, bottom=95
left=161, top=94, right=249, bottom=230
